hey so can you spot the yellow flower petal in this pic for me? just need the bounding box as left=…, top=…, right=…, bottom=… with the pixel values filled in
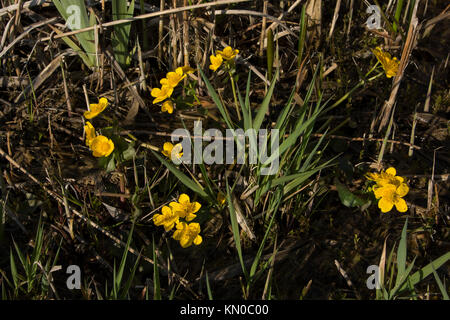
left=178, top=193, right=190, bottom=204
left=394, top=198, right=408, bottom=212
left=185, top=213, right=197, bottom=222
left=366, top=172, right=380, bottom=181
left=191, top=202, right=201, bottom=214
left=153, top=206, right=179, bottom=231
left=162, top=142, right=183, bottom=160
left=162, top=142, right=174, bottom=157
left=378, top=197, right=394, bottom=213
left=217, top=46, right=239, bottom=60
left=396, top=183, right=409, bottom=198
left=193, top=235, right=202, bottom=245
left=395, top=176, right=404, bottom=184
left=385, top=167, right=397, bottom=176
left=98, top=97, right=108, bottom=108
left=180, top=65, right=195, bottom=74
left=172, top=222, right=186, bottom=240
left=179, top=237, right=191, bottom=248
left=169, top=194, right=201, bottom=221
left=209, top=54, right=223, bottom=72
left=189, top=222, right=201, bottom=233
left=151, top=86, right=173, bottom=104
left=84, top=97, right=108, bottom=119
left=372, top=47, right=399, bottom=78
left=374, top=184, right=396, bottom=200
left=174, top=222, right=202, bottom=248
left=160, top=69, right=186, bottom=88
left=153, top=214, right=163, bottom=225
left=161, top=100, right=174, bottom=114
left=84, top=121, right=96, bottom=146
left=172, top=143, right=183, bottom=159
left=169, top=202, right=186, bottom=218
left=90, top=135, right=114, bottom=158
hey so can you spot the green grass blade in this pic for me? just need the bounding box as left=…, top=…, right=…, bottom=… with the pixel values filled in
left=12, top=240, right=28, bottom=275
left=283, top=158, right=337, bottom=194
left=112, top=0, right=135, bottom=67
left=237, top=78, right=251, bottom=132
left=297, top=4, right=307, bottom=68
left=262, top=69, right=320, bottom=166
left=431, top=263, right=449, bottom=300
left=389, top=256, right=416, bottom=299
left=151, top=150, right=208, bottom=198
left=395, top=218, right=408, bottom=288
left=9, top=249, right=18, bottom=290
left=121, top=251, right=141, bottom=299
left=393, top=0, right=404, bottom=33
left=266, top=29, right=274, bottom=82
left=226, top=179, right=248, bottom=281
left=152, top=235, right=161, bottom=300
left=299, top=129, right=328, bottom=173
left=253, top=69, right=279, bottom=132
left=115, top=223, right=135, bottom=295
left=399, top=251, right=450, bottom=293
left=274, top=87, right=296, bottom=131
left=199, top=67, right=234, bottom=130
left=249, top=188, right=280, bottom=283
left=244, top=71, right=254, bottom=131
left=205, top=271, right=213, bottom=300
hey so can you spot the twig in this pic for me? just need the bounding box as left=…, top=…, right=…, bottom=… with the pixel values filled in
left=60, top=57, right=72, bottom=117
left=328, top=0, right=342, bottom=40
left=334, top=260, right=362, bottom=300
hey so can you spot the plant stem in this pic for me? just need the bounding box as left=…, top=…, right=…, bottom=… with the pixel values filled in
left=229, top=71, right=241, bottom=121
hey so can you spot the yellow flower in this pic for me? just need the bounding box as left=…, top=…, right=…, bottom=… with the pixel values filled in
left=209, top=54, right=223, bottom=72
left=84, top=97, right=108, bottom=119
left=180, top=65, right=195, bottom=74
left=369, top=167, right=408, bottom=190
left=375, top=184, right=408, bottom=213
left=90, top=135, right=114, bottom=158
left=367, top=167, right=409, bottom=213
left=172, top=222, right=202, bottom=248
left=371, top=47, right=399, bottom=78
left=151, top=85, right=173, bottom=104
left=160, top=68, right=186, bottom=88
left=153, top=206, right=179, bottom=231
left=162, top=142, right=183, bottom=161
left=169, top=193, right=201, bottom=221
left=84, top=121, right=96, bottom=147
left=161, top=100, right=174, bottom=114
left=217, top=46, right=239, bottom=60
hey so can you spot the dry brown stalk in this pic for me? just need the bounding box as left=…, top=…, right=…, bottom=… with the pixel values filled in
left=377, top=0, right=420, bottom=131
left=259, top=0, right=268, bottom=57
